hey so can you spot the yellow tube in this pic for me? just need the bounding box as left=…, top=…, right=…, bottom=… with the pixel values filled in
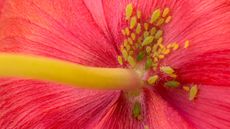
left=0, top=54, right=141, bottom=90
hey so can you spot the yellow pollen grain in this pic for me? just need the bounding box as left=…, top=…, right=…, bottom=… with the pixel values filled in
left=121, top=29, right=126, bottom=36
left=155, top=30, right=163, bottom=39
left=128, top=37, right=133, bottom=45
left=183, top=86, right=190, bottom=92
left=131, top=33, right=136, bottom=40
left=172, top=43, right=179, bottom=50
left=137, top=10, right=141, bottom=19
left=158, top=55, right=165, bottom=59
left=189, top=85, right=198, bottom=101
left=156, top=18, right=165, bottom=26
left=157, top=37, right=163, bottom=44
left=146, top=46, right=151, bottom=54
left=130, top=16, right=137, bottom=29
left=143, top=31, right=150, bottom=38
left=167, top=44, right=172, bottom=49
left=144, top=23, right=149, bottom=30
left=122, top=49, right=128, bottom=60
left=150, top=9, right=161, bottom=23
left=184, top=40, right=190, bottom=48
left=163, top=48, right=170, bottom=55
left=162, top=8, right=170, bottom=17
left=153, top=57, right=158, bottom=62
left=129, top=50, right=134, bottom=55
left=142, top=36, right=154, bottom=46
left=137, top=37, right=143, bottom=44
left=150, top=27, right=157, bottom=35
left=125, top=3, right=133, bottom=20
left=124, top=39, right=128, bottom=45
left=117, top=56, right=123, bottom=65
left=125, top=44, right=131, bottom=51
left=136, top=23, right=142, bottom=34
left=127, top=56, right=136, bottom=67
left=147, top=75, right=159, bottom=85
left=125, top=27, right=130, bottom=36
left=144, top=125, right=150, bottom=129
left=152, top=45, right=158, bottom=52
left=120, top=45, right=124, bottom=50
left=165, top=16, right=172, bottom=23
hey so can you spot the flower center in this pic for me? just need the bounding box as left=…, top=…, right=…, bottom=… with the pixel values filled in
left=117, top=3, right=199, bottom=122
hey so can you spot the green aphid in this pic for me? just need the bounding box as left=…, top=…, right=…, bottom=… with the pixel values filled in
left=164, top=80, right=180, bottom=88
left=145, top=58, right=152, bottom=70
left=132, top=101, right=142, bottom=119
left=136, top=51, right=145, bottom=61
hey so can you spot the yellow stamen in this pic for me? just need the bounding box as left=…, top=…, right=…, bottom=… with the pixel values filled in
left=144, top=23, right=149, bottom=30
left=184, top=40, right=190, bottom=48
left=172, top=43, right=179, bottom=50
left=142, top=36, right=154, bottom=46
left=162, top=8, right=170, bottom=17
left=146, top=46, right=151, bottom=54
left=156, top=18, right=165, bottom=26
left=147, top=75, right=159, bottom=85
left=183, top=86, right=190, bottom=92
left=165, top=16, right=172, bottom=23
left=125, top=27, right=130, bottom=36
left=126, top=3, right=133, bottom=20
left=143, top=31, right=150, bottom=38
left=189, top=85, right=198, bottom=101
left=137, top=10, right=141, bottom=19
left=155, top=30, right=163, bottom=39
left=130, top=16, right=137, bottom=29
left=121, top=29, right=126, bottom=36
left=128, top=37, right=133, bottom=45
left=150, top=9, right=161, bottom=23
left=131, top=33, right=136, bottom=40
left=117, top=56, right=123, bottom=65
left=136, top=23, right=142, bottom=34
left=150, top=27, right=157, bottom=35
left=122, top=49, right=128, bottom=60
left=0, top=54, right=141, bottom=90
left=127, top=56, right=136, bottom=67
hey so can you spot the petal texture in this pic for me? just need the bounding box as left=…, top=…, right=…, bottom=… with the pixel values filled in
left=94, top=89, right=194, bottom=129
left=0, top=79, right=120, bottom=129
left=0, top=0, right=118, bottom=67
left=158, top=85, right=230, bottom=129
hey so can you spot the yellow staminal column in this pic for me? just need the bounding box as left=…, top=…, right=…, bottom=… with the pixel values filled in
left=0, top=54, right=141, bottom=90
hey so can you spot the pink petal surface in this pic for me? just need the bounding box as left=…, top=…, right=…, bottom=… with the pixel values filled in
left=0, top=79, right=120, bottom=129
left=159, top=1, right=230, bottom=129
left=0, top=0, right=230, bottom=129
left=0, top=0, right=118, bottom=67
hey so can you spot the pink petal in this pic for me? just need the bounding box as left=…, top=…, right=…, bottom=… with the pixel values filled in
left=0, top=0, right=118, bottom=67
left=145, top=89, right=194, bottom=129
left=163, top=0, right=230, bottom=66
left=158, top=1, right=230, bottom=128
left=94, top=89, right=194, bottom=129
left=0, top=79, right=120, bottom=128
left=158, top=85, right=230, bottom=129
left=95, top=92, right=145, bottom=129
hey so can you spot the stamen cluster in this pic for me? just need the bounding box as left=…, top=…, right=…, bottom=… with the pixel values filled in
left=118, top=3, right=198, bottom=101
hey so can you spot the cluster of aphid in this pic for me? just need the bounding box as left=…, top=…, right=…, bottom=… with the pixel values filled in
left=118, top=3, right=198, bottom=101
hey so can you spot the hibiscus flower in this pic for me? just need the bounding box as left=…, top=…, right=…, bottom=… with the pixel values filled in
left=0, top=0, right=230, bottom=129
